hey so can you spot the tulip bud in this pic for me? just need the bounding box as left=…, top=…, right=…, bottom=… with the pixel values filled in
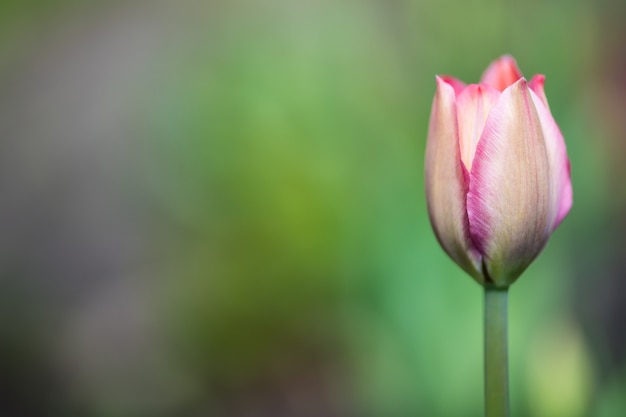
left=425, top=56, right=572, bottom=288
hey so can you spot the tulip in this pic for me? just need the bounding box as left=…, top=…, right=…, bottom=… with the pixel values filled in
left=425, top=56, right=572, bottom=417
left=425, top=55, right=572, bottom=288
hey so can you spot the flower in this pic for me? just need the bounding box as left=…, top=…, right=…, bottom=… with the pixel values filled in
left=424, top=55, right=572, bottom=288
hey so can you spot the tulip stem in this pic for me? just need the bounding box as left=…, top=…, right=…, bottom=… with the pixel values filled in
left=484, top=286, right=509, bottom=417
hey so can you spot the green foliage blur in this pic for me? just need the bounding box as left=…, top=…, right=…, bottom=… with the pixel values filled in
left=1, top=0, right=625, bottom=416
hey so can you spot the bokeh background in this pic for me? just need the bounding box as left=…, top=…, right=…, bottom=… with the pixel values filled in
left=1, top=0, right=625, bottom=416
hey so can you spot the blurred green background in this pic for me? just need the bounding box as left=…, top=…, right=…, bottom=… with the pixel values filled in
left=0, top=0, right=625, bottom=416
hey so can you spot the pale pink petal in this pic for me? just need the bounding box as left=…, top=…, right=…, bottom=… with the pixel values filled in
left=467, top=79, right=551, bottom=286
left=529, top=89, right=572, bottom=229
left=425, top=76, right=482, bottom=282
left=480, top=55, right=523, bottom=92
left=456, top=84, right=501, bottom=170
left=529, top=74, right=549, bottom=108
left=439, top=75, right=467, bottom=96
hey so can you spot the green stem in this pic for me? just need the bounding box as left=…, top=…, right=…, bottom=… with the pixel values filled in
left=484, top=287, right=509, bottom=417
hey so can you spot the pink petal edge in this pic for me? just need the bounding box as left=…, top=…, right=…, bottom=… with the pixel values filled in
left=439, top=75, right=467, bottom=96
left=528, top=88, right=573, bottom=229
left=529, top=74, right=549, bottom=108
left=480, top=55, right=523, bottom=92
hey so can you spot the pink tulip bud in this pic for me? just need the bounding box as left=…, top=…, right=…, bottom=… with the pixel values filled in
left=425, top=56, right=572, bottom=287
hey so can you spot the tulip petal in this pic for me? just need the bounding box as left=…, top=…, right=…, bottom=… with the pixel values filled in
left=467, top=79, right=551, bottom=286
left=425, top=77, right=482, bottom=282
left=439, top=76, right=467, bottom=95
left=480, top=55, right=523, bottom=92
left=529, top=74, right=549, bottom=108
left=456, top=84, right=501, bottom=170
left=529, top=89, right=573, bottom=229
